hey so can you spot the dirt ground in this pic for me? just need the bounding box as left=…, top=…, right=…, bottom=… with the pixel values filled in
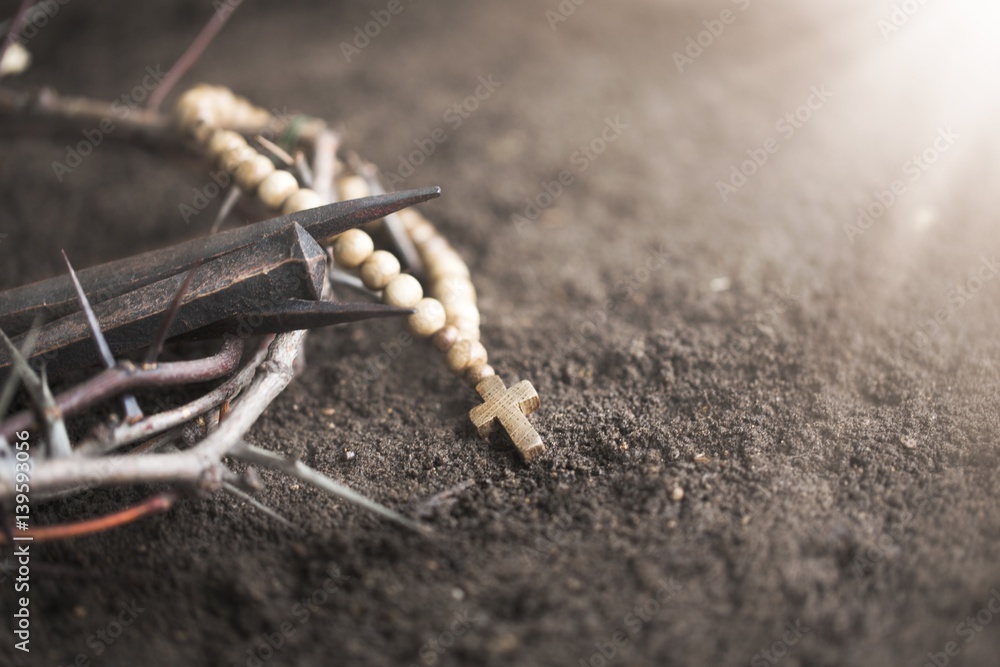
left=2, top=0, right=1000, bottom=665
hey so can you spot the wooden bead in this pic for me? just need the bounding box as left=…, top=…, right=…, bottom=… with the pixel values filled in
left=282, top=188, right=324, bottom=215
left=451, top=319, right=481, bottom=341
left=338, top=175, right=370, bottom=201
left=382, top=274, right=423, bottom=308
left=446, top=339, right=488, bottom=374
left=235, top=154, right=276, bottom=192
left=434, top=278, right=477, bottom=306
left=332, top=229, right=374, bottom=269
left=360, top=250, right=401, bottom=290
left=257, top=170, right=299, bottom=210
left=418, top=236, right=449, bottom=257
left=429, top=253, right=471, bottom=281
left=433, top=325, right=460, bottom=352
left=445, top=302, right=481, bottom=327
left=220, top=145, right=257, bottom=174
left=465, top=362, right=496, bottom=387
left=408, top=298, right=446, bottom=337
left=208, top=130, right=247, bottom=161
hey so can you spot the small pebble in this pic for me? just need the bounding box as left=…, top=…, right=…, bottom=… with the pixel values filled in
left=671, top=486, right=685, bottom=502
left=900, top=436, right=917, bottom=450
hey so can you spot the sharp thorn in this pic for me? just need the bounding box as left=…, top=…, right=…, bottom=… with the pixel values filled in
left=145, top=262, right=201, bottom=364
left=210, top=186, right=242, bottom=234
left=62, top=251, right=116, bottom=368
left=0, top=319, right=39, bottom=420
left=63, top=251, right=143, bottom=422
left=223, top=482, right=294, bottom=527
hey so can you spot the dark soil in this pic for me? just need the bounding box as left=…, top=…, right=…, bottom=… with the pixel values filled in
left=2, top=1, right=1000, bottom=665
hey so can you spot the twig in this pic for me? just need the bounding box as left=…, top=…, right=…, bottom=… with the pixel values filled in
left=231, top=441, right=423, bottom=533
left=78, top=334, right=273, bottom=456
left=0, top=325, right=71, bottom=457
left=0, top=331, right=300, bottom=499
left=0, top=336, right=244, bottom=441
left=146, top=2, right=243, bottom=112
left=0, top=493, right=175, bottom=544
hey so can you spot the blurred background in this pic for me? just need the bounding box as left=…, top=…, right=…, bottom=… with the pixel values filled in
left=1, top=1, right=1000, bottom=665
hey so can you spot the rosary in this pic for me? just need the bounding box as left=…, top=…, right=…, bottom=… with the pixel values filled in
left=0, top=76, right=544, bottom=537
left=174, top=83, right=545, bottom=462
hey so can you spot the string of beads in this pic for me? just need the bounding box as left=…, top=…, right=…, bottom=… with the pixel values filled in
left=172, top=84, right=542, bottom=462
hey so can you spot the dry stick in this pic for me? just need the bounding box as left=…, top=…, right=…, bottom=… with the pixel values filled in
left=231, top=441, right=423, bottom=533
left=77, top=334, right=274, bottom=456
left=256, top=135, right=294, bottom=167
left=0, top=326, right=71, bottom=457
left=0, top=331, right=301, bottom=499
left=0, top=493, right=175, bottom=544
left=146, top=2, right=243, bottom=112
left=0, top=86, right=175, bottom=147
left=310, top=129, right=339, bottom=203
left=0, top=336, right=244, bottom=441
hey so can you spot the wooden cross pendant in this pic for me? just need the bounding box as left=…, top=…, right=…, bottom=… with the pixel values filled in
left=469, top=375, right=544, bottom=462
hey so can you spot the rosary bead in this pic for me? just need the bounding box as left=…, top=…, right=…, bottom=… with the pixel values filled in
left=282, top=188, right=324, bottom=215
left=220, top=144, right=258, bottom=175
left=446, top=339, right=488, bottom=374
left=360, top=250, right=401, bottom=290
left=434, top=278, right=477, bottom=307
left=382, top=274, right=423, bottom=308
left=451, top=319, right=481, bottom=341
left=445, top=302, right=481, bottom=327
left=465, top=361, right=496, bottom=387
left=433, top=325, right=460, bottom=352
left=408, top=298, right=447, bottom=337
left=338, top=175, right=371, bottom=201
left=207, top=130, right=246, bottom=161
left=235, top=154, right=276, bottom=192
left=429, top=252, right=471, bottom=281
left=332, top=229, right=374, bottom=269
left=257, top=170, right=300, bottom=210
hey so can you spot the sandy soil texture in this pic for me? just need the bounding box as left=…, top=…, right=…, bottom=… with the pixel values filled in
left=2, top=1, right=1000, bottom=665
